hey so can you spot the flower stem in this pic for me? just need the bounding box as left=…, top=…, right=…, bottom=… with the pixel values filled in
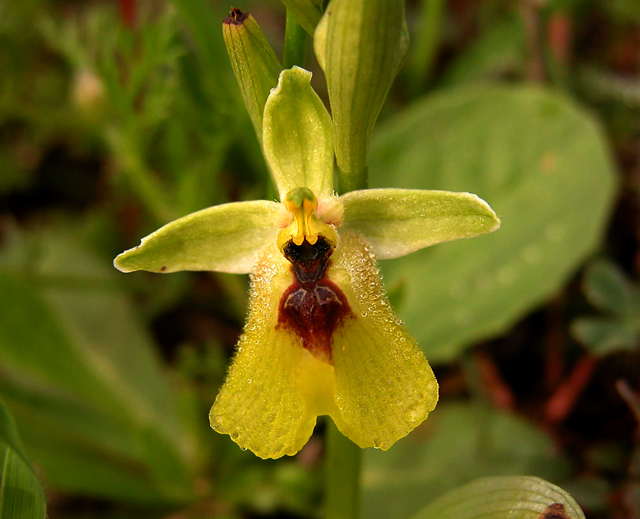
left=407, top=0, right=446, bottom=94
left=325, top=420, right=361, bottom=519
left=337, top=165, right=369, bottom=194
left=283, top=10, right=307, bottom=69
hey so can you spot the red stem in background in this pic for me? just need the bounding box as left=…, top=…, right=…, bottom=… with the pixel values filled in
left=545, top=355, right=597, bottom=424
left=547, top=11, right=573, bottom=66
left=476, top=351, right=516, bottom=411
left=118, top=0, right=136, bottom=28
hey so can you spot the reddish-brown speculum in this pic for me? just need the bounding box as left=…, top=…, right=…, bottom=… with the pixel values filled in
left=277, top=237, right=353, bottom=364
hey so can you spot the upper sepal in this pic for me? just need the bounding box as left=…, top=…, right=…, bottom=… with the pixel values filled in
left=340, top=188, right=500, bottom=259
left=114, top=200, right=283, bottom=275
left=263, top=67, right=334, bottom=200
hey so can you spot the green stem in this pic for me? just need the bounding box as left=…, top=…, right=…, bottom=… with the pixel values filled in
left=325, top=165, right=367, bottom=519
left=337, top=165, right=369, bottom=194
left=283, top=10, right=308, bottom=69
left=408, top=0, right=446, bottom=94
left=325, top=420, right=361, bottom=519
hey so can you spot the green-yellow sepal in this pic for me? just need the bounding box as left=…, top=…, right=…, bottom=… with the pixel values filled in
left=314, top=0, right=409, bottom=179
left=223, top=9, right=282, bottom=144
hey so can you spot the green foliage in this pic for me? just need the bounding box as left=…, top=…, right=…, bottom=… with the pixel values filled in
left=441, top=15, right=526, bottom=86
left=370, top=86, right=617, bottom=362
left=0, top=399, right=46, bottom=519
left=571, top=259, right=640, bottom=355
left=362, top=403, right=569, bottom=519
left=411, top=476, right=585, bottom=519
left=0, top=227, right=197, bottom=503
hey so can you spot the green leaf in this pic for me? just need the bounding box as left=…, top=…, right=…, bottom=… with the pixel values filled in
left=441, top=15, right=526, bottom=86
left=281, top=0, right=323, bottom=35
left=115, top=200, right=281, bottom=274
left=341, top=188, right=500, bottom=259
left=571, top=317, right=637, bottom=355
left=583, top=259, right=633, bottom=316
left=369, top=86, right=617, bottom=362
left=314, top=0, right=408, bottom=177
left=0, top=229, right=195, bottom=502
left=362, top=403, right=569, bottom=519
left=222, top=9, right=282, bottom=144
left=410, top=476, right=585, bottom=519
left=263, top=67, right=334, bottom=199
left=0, top=399, right=46, bottom=519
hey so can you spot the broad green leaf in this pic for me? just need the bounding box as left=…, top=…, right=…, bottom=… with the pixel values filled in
left=341, top=188, right=500, bottom=259
left=115, top=200, right=281, bottom=275
left=411, top=476, right=585, bottom=519
left=0, top=399, right=46, bottom=519
left=222, top=9, right=282, bottom=144
left=370, top=86, right=617, bottom=362
left=263, top=67, right=334, bottom=199
left=0, top=229, right=195, bottom=502
left=314, top=0, right=408, bottom=177
left=362, top=403, right=569, bottom=519
left=281, top=0, right=323, bottom=35
left=583, top=259, right=633, bottom=316
left=441, top=15, right=526, bottom=86
left=571, top=317, right=637, bottom=355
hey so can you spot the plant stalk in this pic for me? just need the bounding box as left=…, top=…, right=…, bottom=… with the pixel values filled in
left=325, top=420, right=361, bottom=519
left=283, top=10, right=308, bottom=69
left=337, top=165, right=369, bottom=194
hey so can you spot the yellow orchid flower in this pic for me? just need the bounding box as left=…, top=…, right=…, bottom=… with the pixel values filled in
left=114, top=67, right=500, bottom=459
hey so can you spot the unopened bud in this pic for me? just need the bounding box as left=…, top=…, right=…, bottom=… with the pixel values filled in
left=223, top=9, right=282, bottom=144
left=314, top=0, right=409, bottom=178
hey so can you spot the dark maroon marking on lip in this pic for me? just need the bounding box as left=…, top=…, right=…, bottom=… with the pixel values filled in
left=282, top=237, right=332, bottom=284
left=224, top=7, right=249, bottom=25
left=278, top=236, right=353, bottom=363
left=539, top=503, right=568, bottom=519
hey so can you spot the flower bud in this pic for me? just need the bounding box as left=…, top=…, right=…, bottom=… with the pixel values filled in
left=281, top=0, right=323, bottom=35
left=314, top=0, right=409, bottom=178
left=223, top=9, right=282, bottom=144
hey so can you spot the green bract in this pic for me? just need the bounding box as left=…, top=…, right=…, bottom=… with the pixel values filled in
left=222, top=9, right=281, bottom=144
left=115, top=67, right=500, bottom=459
left=314, top=0, right=409, bottom=181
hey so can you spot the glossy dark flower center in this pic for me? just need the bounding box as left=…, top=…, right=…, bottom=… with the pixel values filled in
left=278, top=236, right=352, bottom=363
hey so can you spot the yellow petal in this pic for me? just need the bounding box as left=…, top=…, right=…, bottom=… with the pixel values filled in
left=209, top=246, right=317, bottom=459
left=328, top=233, right=439, bottom=449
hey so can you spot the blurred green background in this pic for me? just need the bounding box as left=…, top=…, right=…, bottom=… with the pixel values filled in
left=0, top=0, right=639, bottom=518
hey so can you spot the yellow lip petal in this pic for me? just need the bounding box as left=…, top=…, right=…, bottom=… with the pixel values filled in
left=209, top=247, right=317, bottom=459
left=327, top=233, right=439, bottom=449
